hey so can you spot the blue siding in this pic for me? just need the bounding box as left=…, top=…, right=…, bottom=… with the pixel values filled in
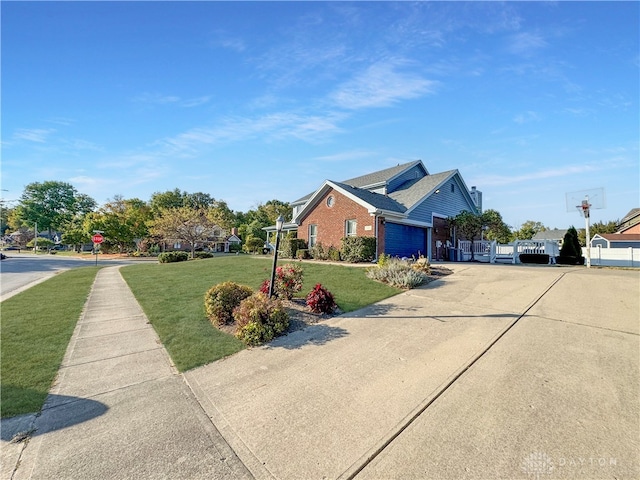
left=408, top=175, right=476, bottom=224
left=388, top=164, right=425, bottom=192
left=385, top=222, right=426, bottom=258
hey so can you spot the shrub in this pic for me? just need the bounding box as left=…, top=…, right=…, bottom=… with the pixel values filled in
left=281, top=237, right=307, bottom=259
left=194, top=251, right=214, bottom=259
left=306, top=284, right=337, bottom=314
left=519, top=253, right=550, bottom=264
left=259, top=263, right=304, bottom=300
left=234, top=293, right=290, bottom=346
left=297, top=249, right=309, bottom=259
left=366, top=258, right=427, bottom=289
left=310, top=242, right=328, bottom=260
left=411, top=255, right=431, bottom=274
left=204, top=281, right=254, bottom=326
left=558, top=226, right=584, bottom=265
left=328, top=245, right=341, bottom=262
left=158, top=251, right=189, bottom=263
left=341, top=237, right=376, bottom=263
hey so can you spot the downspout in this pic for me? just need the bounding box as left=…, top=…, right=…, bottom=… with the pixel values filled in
left=374, top=214, right=378, bottom=261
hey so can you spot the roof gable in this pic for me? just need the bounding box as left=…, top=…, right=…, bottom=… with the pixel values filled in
left=341, top=160, right=425, bottom=190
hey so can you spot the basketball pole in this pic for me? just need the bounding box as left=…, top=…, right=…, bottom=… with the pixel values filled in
left=582, top=198, right=591, bottom=268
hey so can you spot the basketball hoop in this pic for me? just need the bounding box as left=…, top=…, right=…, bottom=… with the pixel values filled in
left=576, top=200, right=590, bottom=218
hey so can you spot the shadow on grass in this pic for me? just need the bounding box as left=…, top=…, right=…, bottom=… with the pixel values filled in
left=267, top=324, right=349, bottom=350
left=1, top=389, right=108, bottom=442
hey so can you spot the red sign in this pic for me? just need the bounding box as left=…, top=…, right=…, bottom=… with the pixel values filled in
left=92, top=233, right=104, bottom=244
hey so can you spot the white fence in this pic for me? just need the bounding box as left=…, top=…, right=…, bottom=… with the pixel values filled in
left=585, top=246, right=640, bottom=267
left=457, top=240, right=559, bottom=264
left=455, top=240, right=639, bottom=267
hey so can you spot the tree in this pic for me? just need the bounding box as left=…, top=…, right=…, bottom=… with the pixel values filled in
left=578, top=219, right=618, bottom=246
left=450, top=210, right=484, bottom=261
left=482, top=209, right=513, bottom=244
left=514, top=220, right=547, bottom=240
left=559, top=226, right=584, bottom=264
left=16, top=181, right=96, bottom=238
left=149, top=188, right=185, bottom=215
left=149, top=206, right=215, bottom=258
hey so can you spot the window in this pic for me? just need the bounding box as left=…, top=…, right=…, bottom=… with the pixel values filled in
left=309, top=224, right=318, bottom=247
left=451, top=183, right=455, bottom=193
left=346, top=219, right=357, bottom=237
left=326, top=196, right=335, bottom=207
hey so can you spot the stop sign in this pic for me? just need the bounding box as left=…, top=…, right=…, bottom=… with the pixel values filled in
left=92, top=233, right=104, bottom=244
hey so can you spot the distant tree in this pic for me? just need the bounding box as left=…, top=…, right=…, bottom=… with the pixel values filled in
left=208, top=199, right=236, bottom=232
left=16, top=181, right=96, bottom=238
left=149, top=206, right=214, bottom=258
left=514, top=220, right=547, bottom=240
left=578, top=219, right=619, bottom=246
left=84, top=196, right=152, bottom=253
left=482, top=209, right=513, bottom=244
left=243, top=235, right=265, bottom=254
left=149, top=188, right=185, bottom=215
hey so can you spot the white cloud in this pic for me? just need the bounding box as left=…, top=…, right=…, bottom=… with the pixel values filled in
left=313, top=149, right=376, bottom=163
left=513, top=111, right=540, bottom=124
left=473, top=163, right=601, bottom=187
left=329, top=60, right=437, bottom=110
left=13, top=128, right=56, bottom=143
left=507, top=31, right=548, bottom=56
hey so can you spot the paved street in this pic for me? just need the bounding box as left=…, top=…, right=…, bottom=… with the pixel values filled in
left=0, top=253, right=131, bottom=301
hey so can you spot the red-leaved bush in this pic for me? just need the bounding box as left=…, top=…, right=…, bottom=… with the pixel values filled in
left=259, top=263, right=304, bottom=300
left=305, top=283, right=337, bottom=314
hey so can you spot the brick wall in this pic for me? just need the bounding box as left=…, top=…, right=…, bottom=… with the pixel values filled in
left=297, top=188, right=376, bottom=250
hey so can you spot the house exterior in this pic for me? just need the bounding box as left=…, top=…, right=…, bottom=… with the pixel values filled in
left=591, top=233, right=640, bottom=249
left=616, top=208, right=640, bottom=234
left=532, top=229, right=568, bottom=247
left=275, top=160, right=480, bottom=260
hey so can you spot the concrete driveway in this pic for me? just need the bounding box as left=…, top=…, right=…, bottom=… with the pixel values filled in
left=186, top=264, right=639, bottom=479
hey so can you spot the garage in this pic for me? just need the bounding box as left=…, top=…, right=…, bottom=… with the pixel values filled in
left=384, top=222, right=427, bottom=258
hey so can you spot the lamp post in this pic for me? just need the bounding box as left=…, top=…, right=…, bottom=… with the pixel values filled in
left=268, top=215, right=284, bottom=298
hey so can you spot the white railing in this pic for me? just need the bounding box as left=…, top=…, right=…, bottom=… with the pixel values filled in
left=457, top=239, right=560, bottom=264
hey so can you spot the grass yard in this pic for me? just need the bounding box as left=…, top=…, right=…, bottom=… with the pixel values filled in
left=121, top=255, right=401, bottom=372
left=1, top=267, right=100, bottom=418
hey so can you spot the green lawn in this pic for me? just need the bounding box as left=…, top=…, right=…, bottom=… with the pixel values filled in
left=1, top=267, right=100, bottom=418
left=121, top=256, right=401, bottom=372
left=1, top=256, right=400, bottom=418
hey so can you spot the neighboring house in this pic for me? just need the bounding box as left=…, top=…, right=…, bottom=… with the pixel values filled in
left=168, top=225, right=241, bottom=253
left=269, top=160, right=480, bottom=260
left=532, top=229, right=568, bottom=247
left=616, top=208, right=640, bottom=234
left=591, top=233, right=640, bottom=249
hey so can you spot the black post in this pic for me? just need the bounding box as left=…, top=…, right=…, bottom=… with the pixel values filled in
left=268, top=232, right=281, bottom=298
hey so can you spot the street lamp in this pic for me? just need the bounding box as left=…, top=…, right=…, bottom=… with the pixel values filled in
left=268, top=215, right=285, bottom=298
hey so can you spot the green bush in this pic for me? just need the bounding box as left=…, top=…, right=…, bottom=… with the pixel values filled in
left=558, top=226, right=584, bottom=265
left=281, top=237, right=307, bottom=259
left=158, top=251, right=189, bottom=263
left=297, top=249, right=309, bottom=259
left=204, top=281, right=254, bottom=326
left=234, top=293, right=289, bottom=346
left=194, top=251, right=214, bottom=259
left=341, top=237, right=376, bottom=263
left=229, top=243, right=242, bottom=253
left=328, top=245, right=341, bottom=262
left=366, top=258, right=427, bottom=289
left=310, top=242, right=328, bottom=260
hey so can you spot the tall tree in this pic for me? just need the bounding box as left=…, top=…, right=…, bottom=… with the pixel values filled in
left=514, top=220, right=547, bottom=240
left=149, top=206, right=214, bottom=258
left=17, top=181, right=96, bottom=238
left=84, top=196, right=151, bottom=253
left=482, top=209, right=513, bottom=244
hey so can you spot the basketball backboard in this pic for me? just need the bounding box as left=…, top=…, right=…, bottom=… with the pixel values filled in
left=565, top=188, right=605, bottom=215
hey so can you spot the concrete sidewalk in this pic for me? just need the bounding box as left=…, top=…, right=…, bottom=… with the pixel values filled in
left=2, top=266, right=250, bottom=480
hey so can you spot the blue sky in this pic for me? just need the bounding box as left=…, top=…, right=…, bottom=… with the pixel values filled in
left=2, top=1, right=638, bottom=229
